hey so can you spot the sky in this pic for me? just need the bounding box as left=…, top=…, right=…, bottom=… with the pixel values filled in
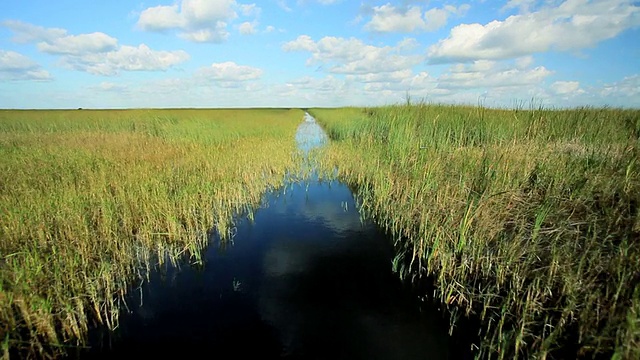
left=0, top=0, right=638, bottom=109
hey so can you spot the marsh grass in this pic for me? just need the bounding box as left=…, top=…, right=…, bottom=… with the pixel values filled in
left=0, top=108, right=303, bottom=357
left=311, top=104, right=640, bottom=359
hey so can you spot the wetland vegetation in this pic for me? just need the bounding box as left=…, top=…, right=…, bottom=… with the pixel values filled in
left=311, top=104, right=640, bottom=359
left=1, top=105, right=638, bottom=359
left=0, top=108, right=303, bottom=357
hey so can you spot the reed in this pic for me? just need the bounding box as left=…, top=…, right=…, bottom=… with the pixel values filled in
left=311, top=104, right=640, bottom=359
left=0, top=108, right=303, bottom=357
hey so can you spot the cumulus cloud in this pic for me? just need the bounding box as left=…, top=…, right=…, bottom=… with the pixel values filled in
left=59, top=44, right=190, bottom=76
left=37, top=33, right=118, bottom=55
left=195, top=61, right=262, bottom=80
left=515, top=55, right=534, bottom=69
left=120, top=70, right=639, bottom=109
left=282, top=35, right=423, bottom=74
left=239, top=22, right=257, bottom=35
left=271, top=75, right=360, bottom=107
left=92, top=61, right=264, bottom=103
left=437, top=60, right=553, bottom=89
left=2, top=20, right=66, bottom=43
left=2, top=20, right=189, bottom=76
left=130, top=62, right=264, bottom=98
left=279, top=67, right=440, bottom=105
left=364, top=4, right=425, bottom=32
left=428, top=0, right=640, bottom=63
left=346, top=69, right=413, bottom=83
left=537, top=76, right=639, bottom=108
left=136, top=4, right=185, bottom=31
left=283, top=35, right=317, bottom=52
left=3, top=20, right=118, bottom=55
left=360, top=71, right=440, bottom=94
left=240, top=4, right=261, bottom=16
left=179, top=26, right=227, bottom=42
left=364, top=3, right=470, bottom=33
left=600, top=75, right=640, bottom=98
left=0, top=50, right=52, bottom=81
left=137, top=0, right=260, bottom=43
left=550, top=81, right=583, bottom=95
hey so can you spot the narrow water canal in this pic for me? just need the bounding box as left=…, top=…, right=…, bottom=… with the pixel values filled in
left=78, top=114, right=465, bottom=359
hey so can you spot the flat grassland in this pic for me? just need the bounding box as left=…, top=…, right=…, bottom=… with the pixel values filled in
left=0, top=108, right=303, bottom=356
left=311, top=105, right=640, bottom=359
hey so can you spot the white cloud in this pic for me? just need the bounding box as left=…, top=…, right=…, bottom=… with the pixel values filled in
left=179, top=26, right=228, bottom=42
left=59, top=44, right=190, bottom=76
left=0, top=50, right=52, bottom=81
left=3, top=20, right=190, bottom=76
left=437, top=60, right=553, bottom=89
left=428, top=0, right=640, bottom=63
left=283, top=35, right=423, bottom=74
left=364, top=3, right=470, bottom=33
left=240, top=4, right=261, bottom=16
left=272, top=75, right=361, bottom=106
left=181, top=0, right=237, bottom=25
left=3, top=20, right=118, bottom=55
left=265, top=25, right=276, bottom=33
left=422, top=8, right=450, bottom=31
left=346, top=69, right=413, bottom=83
left=2, top=20, right=66, bottom=43
left=400, top=71, right=438, bottom=91
left=354, top=71, right=447, bottom=103
left=37, top=33, right=118, bottom=55
left=194, top=61, right=263, bottom=82
left=444, top=4, right=471, bottom=16
left=550, top=81, right=583, bottom=95
left=137, top=0, right=239, bottom=43
left=531, top=75, right=640, bottom=108
left=515, top=55, right=534, bottom=69
left=87, top=62, right=265, bottom=105
left=365, top=4, right=425, bottom=32
left=357, top=71, right=441, bottom=98
left=239, top=22, right=257, bottom=35
left=283, top=35, right=317, bottom=52
left=600, top=75, right=640, bottom=98
left=397, top=38, right=420, bottom=51
left=0, top=50, right=39, bottom=71
left=136, top=5, right=185, bottom=31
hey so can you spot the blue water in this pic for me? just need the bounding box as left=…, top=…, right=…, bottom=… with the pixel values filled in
left=77, top=114, right=465, bottom=359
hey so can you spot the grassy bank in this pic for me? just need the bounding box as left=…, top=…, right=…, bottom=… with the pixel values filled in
left=311, top=104, right=640, bottom=359
left=0, top=108, right=303, bottom=357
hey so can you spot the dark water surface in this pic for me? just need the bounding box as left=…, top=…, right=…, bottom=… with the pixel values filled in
left=77, top=114, right=467, bottom=359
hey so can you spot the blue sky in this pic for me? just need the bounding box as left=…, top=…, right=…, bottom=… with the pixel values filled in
left=0, top=0, right=638, bottom=108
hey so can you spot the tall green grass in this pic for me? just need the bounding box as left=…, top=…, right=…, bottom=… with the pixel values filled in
left=0, top=109, right=303, bottom=357
left=311, top=104, right=640, bottom=359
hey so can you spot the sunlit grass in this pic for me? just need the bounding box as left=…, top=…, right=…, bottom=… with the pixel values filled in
left=311, top=104, right=640, bottom=359
left=0, top=108, right=303, bottom=357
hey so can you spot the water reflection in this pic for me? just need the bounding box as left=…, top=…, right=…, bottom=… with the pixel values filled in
left=295, top=112, right=327, bottom=153
left=78, top=114, right=459, bottom=359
